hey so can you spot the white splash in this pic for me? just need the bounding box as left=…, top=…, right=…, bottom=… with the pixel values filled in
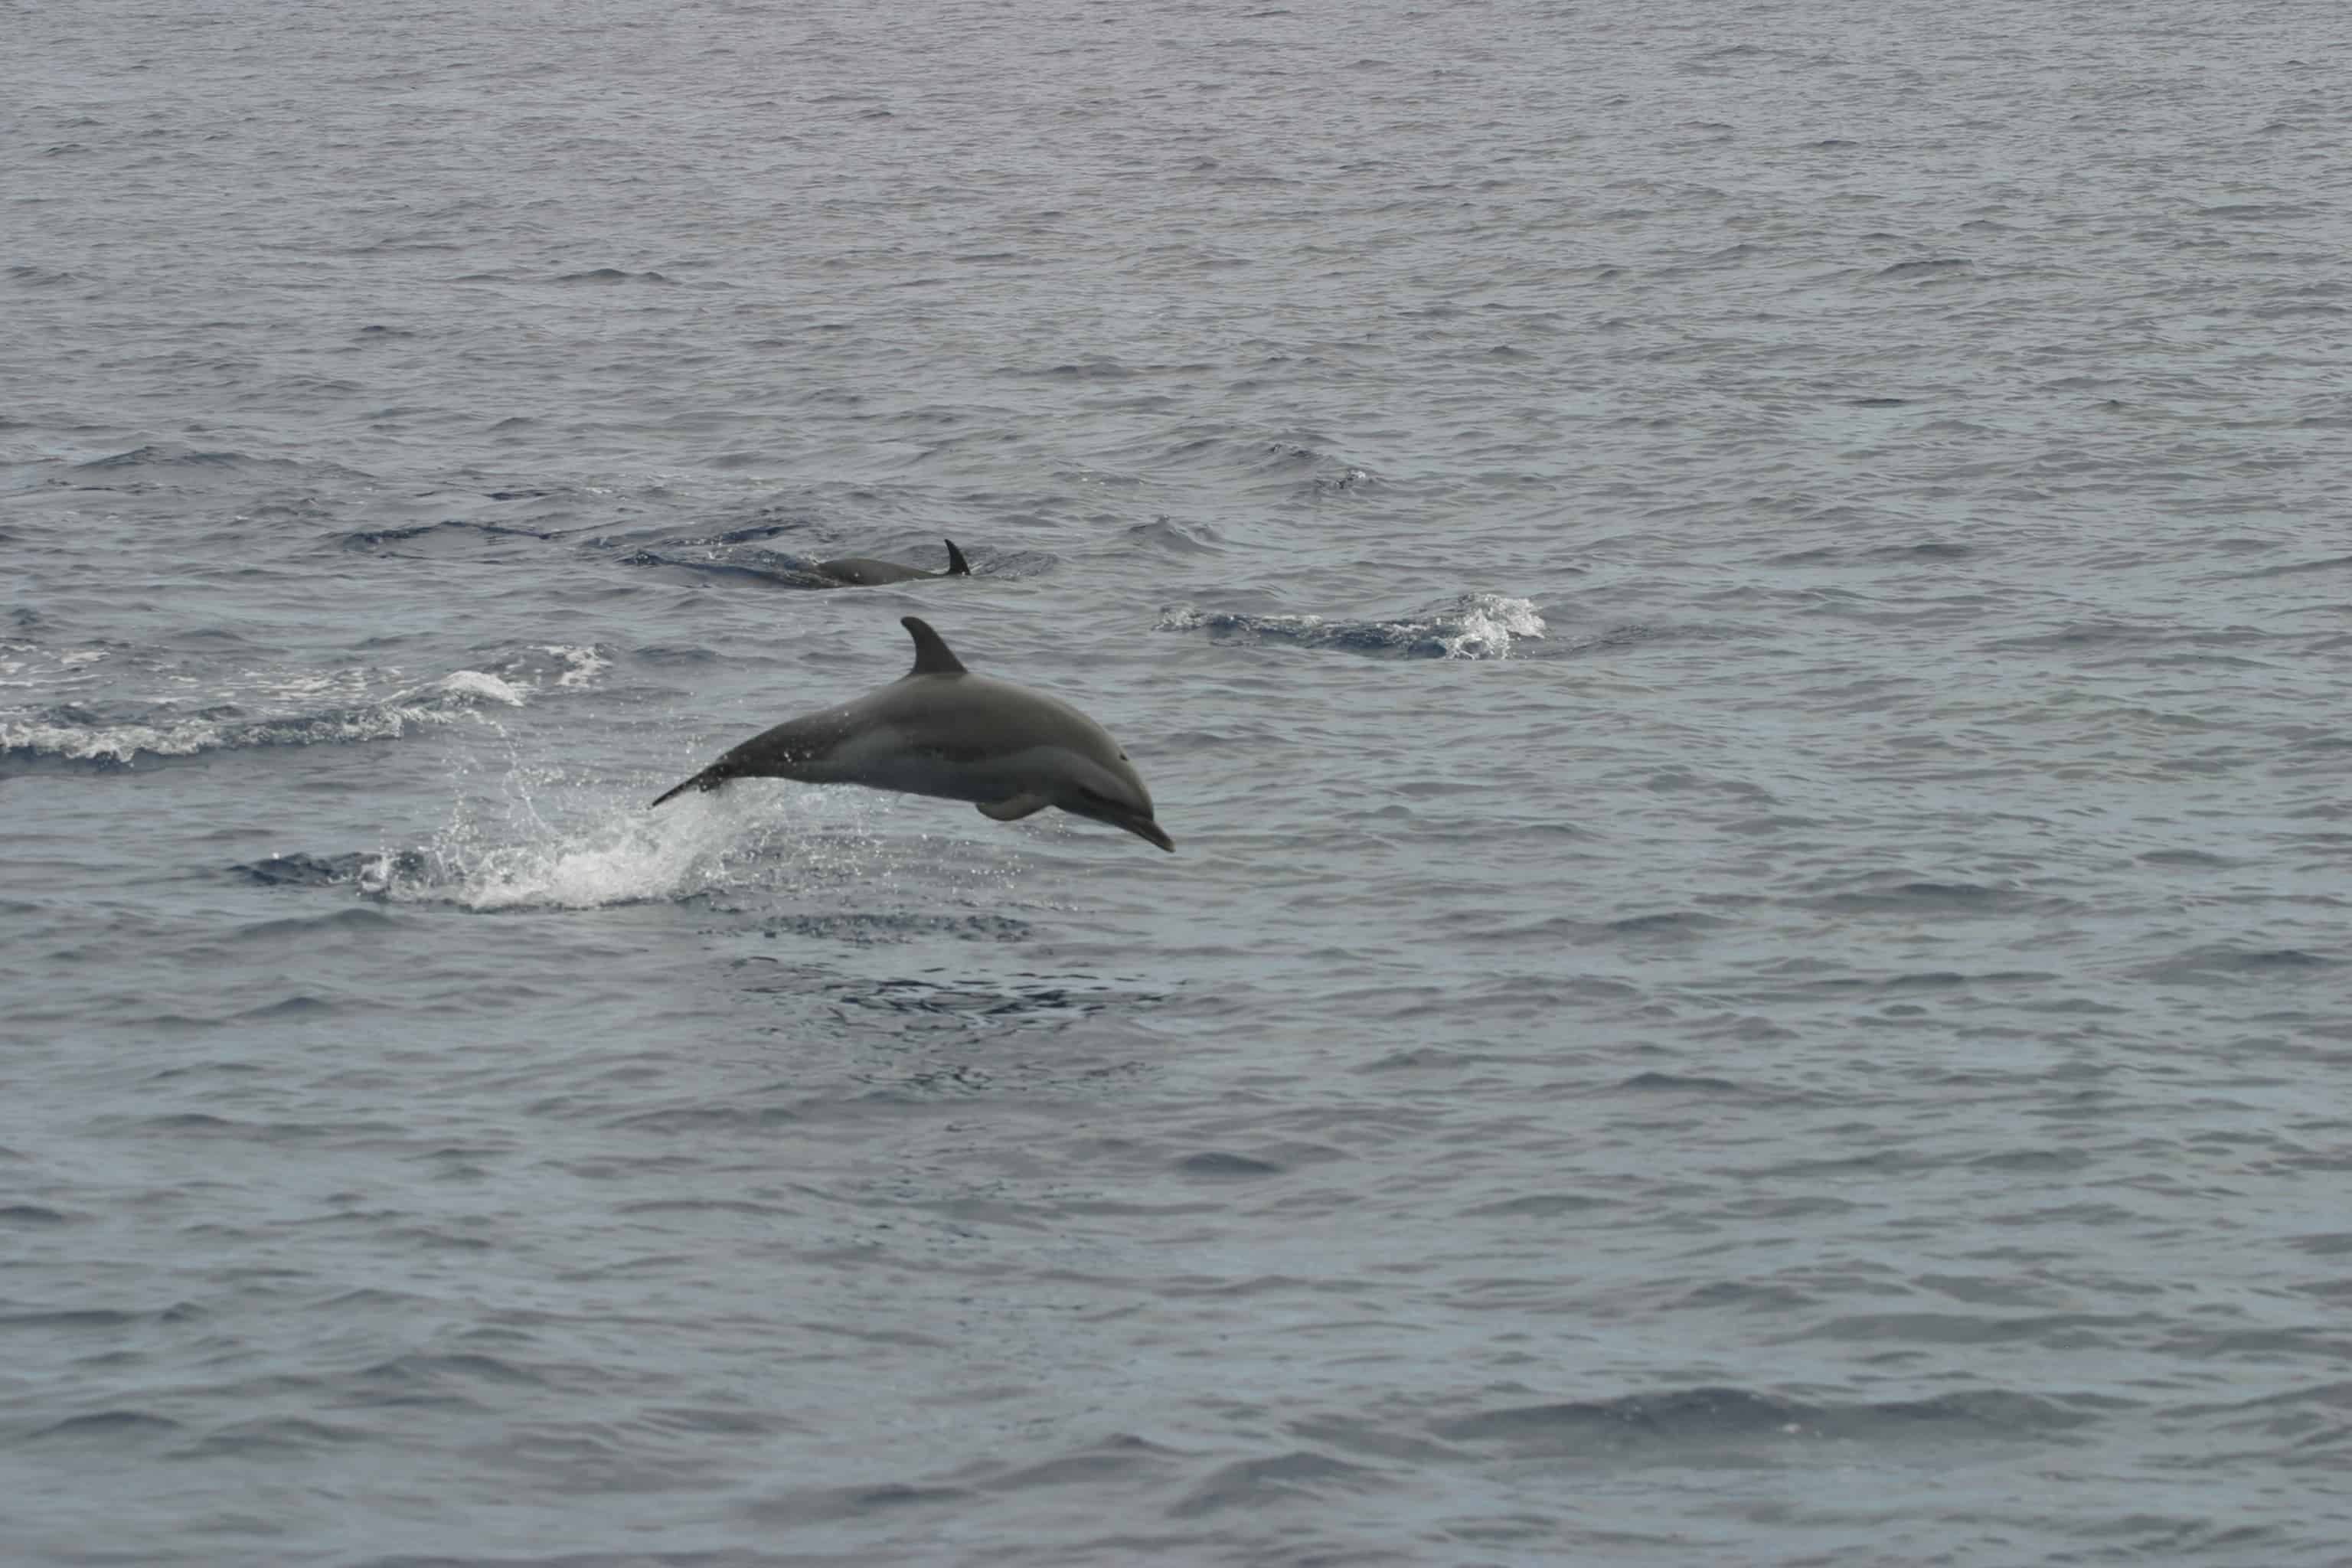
left=0, top=667, right=528, bottom=763
left=379, top=778, right=896, bottom=912
left=0, top=642, right=609, bottom=765
left=1157, top=593, right=1547, bottom=660
left=1440, top=593, right=1548, bottom=659
left=544, top=645, right=611, bottom=689
left=432, top=670, right=528, bottom=706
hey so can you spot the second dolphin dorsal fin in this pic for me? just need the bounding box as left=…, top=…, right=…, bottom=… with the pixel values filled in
left=901, top=616, right=969, bottom=677
left=943, top=538, right=971, bottom=577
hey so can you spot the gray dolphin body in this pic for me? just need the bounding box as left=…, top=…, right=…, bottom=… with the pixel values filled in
left=650, top=617, right=1173, bottom=851
left=814, top=538, right=970, bottom=586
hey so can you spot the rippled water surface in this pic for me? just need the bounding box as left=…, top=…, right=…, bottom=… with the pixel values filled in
left=6, top=0, right=2349, bottom=1562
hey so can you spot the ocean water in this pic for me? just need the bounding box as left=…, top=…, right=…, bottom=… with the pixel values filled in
left=5, top=0, right=2349, bottom=1562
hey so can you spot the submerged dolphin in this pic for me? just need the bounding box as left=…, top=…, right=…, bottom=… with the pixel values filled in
left=814, top=538, right=971, bottom=586
left=649, top=616, right=1174, bottom=851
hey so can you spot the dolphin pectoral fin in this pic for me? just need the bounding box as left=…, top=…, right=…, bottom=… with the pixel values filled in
left=976, top=793, right=1049, bottom=822
left=943, top=538, right=971, bottom=577
left=649, top=766, right=727, bottom=809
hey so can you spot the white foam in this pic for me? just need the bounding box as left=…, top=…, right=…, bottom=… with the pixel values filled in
left=1155, top=593, right=1547, bottom=660
left=0, top=717, right=226, bottom=762
left=2, top=665, right=531, bottom=763
left=430, top=670, right=528, bottom=706
left=544, top=645, right=611, bottom=689
left=1437, top=593, right=1547, bottom=659
left=378, top=778, right=895, bottom=912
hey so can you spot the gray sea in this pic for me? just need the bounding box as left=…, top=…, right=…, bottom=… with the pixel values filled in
left=5, top=0, right=2348, bottom=1562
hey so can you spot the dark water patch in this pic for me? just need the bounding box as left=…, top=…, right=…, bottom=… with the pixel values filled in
left=1461, top=1192, right=1616, bottom=1218
left=229, top=906, right=398, bottom=943
left=1125, top=514, right=1227, bottom=554
left=1611, top=1071, right=1747, bottom=1095
left=172, top=1416, right=371, bottom=1459
left=0, top=1204, right=74, bottom=1226
left=694, top=518, right=808, bottom=545
left=1982, top=619, right=2200, bottom=652
left=2138, top=945, right=2337, bottom=982
left=237, top=994, right=343, bottom=1019
left=2138, top=848, right=2242, bottom=868
left=962, top=546, right=1058, bottom=578
left=1176, top=1151, right=1284, bottom=1179
left=744, top=1480, right=975, bottom=1524
left=1010, top=358, right=1140, bottom=381
left=1971, top=1146, right=2092, bottom=1171
left=776, top=975, right=1166, bottom=1027
left=73, top=444, right=246, bottom=469
left=0, top=1306, right=147, bottom=1329
left=551, top=266, right=677, bottom=284
left=1858, top=541, right=1971, bottom=562
left=1436, top=1385, right=2091, bottom=1457
left=2226, top=551, right=2352, bottom=580
left=234, top=850, right=426, bottom=887
left=28, top=1410, right=184, bottom=1442
left=1783, top=1311, right=2151, bottom=1347
left=1603, top=910, right=1730, bottom=937
left=972, top=1433, right=1178, bottom=1494
left=1167, top=1449, right=1382, bottom=1518
left=1351, top=1046, right=1507, bottom=1073
left=2194, top=204, right=2312, bottom=222
left=1873, top=257, right=1971, bottom=280
left=1813, top=878, right=2029, bottom=915
left=757, top=913, right=1032, bottom=946
left=615, top=1197, right=800, bottom=1219
left=337, top=518, right=564, bottom=554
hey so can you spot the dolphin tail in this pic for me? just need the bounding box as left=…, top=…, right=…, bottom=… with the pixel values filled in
left=649, top=766, right=728, bottom=809
left=943, top=537, right=971, bottom=577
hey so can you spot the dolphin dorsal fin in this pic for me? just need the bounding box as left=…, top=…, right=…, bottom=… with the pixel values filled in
left=901, top=616, right=968, bottom=676
left=943, top=538, right=970, bottom=577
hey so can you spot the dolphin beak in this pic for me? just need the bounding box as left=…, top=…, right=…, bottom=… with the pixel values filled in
left=1086, top=800, right=1175, bottom=852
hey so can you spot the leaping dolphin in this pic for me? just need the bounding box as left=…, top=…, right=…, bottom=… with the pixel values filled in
left=814, top=538, right=971, bottom=586
left=649, top=616, right=1174, bottom=851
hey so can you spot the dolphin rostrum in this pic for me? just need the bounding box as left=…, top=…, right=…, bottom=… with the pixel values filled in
left=814, top=537, right=971, bottom=586
left=649, top=616, right=1174, bottom=851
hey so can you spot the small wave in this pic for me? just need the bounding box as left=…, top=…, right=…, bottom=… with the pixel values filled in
left=1157, top=593, right=1544, bottom=659
left=553, top=266, right=677, bottom=285
left=542, top=645, right=608, bottom=688
left=1, top=671, right=524, bottom=764
left=1873, top=257, right=1972, bottom=280
left=1436, top=1384, right=2094, bottom=1454
left=74, top=443, right=246, bottom=469
left=337, top=518, right=564, bottom=552
left=0, top=641, right=605, bottom=766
